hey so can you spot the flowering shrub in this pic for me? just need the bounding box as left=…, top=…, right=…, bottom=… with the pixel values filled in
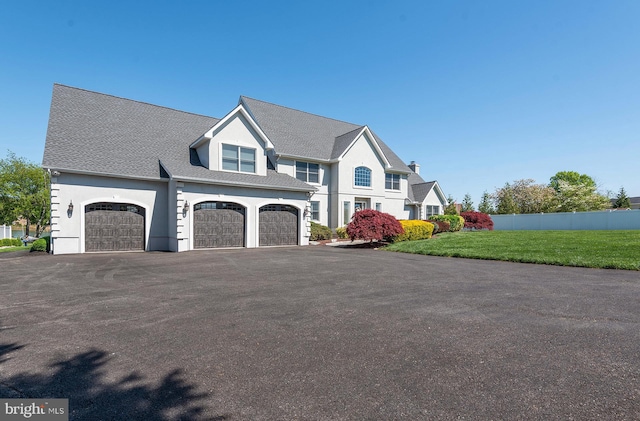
left=346, top=209, right=403, bottom=242
left=460, top=211, right=494, bottom=230
left=428, top=214, right=465, bottom=232
left=427, top=219, right=450, bottom=234
left=394, top=220, right=434, bottom=242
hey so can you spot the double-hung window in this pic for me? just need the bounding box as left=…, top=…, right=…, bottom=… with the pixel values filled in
left=354, top=166, right=371, bottom=187
left=222, top=144, right=256, bottom=173
left=296, top=162, right=319, bottom=183
left=310, top=201, right=320, bottom=221
left=426, top=205, right=440, bottom=217
left=385, top=173, right=400, bottom=190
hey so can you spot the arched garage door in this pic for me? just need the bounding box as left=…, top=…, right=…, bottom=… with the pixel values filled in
left=259, top=204, right=298, bottom=246
left=194, top=202, right=245, bottom=248
left=85, top=203, right=145, bottom=252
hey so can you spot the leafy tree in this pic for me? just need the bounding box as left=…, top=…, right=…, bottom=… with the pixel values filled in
left=549, top=171, right=596, bottom=192
left=493, top=180, right=556, bottom=214
left=0, top=152, right=50, bottom=237
left=444, top=195, right=458, bottom=215
left=549, top=171, right=609, bottom=212
left=461, top=193, right=474, bottom=212
left=478, top=191, right=495, bottom=214
left=613, top=186, right=631, bottom=209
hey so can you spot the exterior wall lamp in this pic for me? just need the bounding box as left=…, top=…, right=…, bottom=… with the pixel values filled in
left=67, top=201, right=74, bottom=217
left=183, top=201, right=189, bottom=216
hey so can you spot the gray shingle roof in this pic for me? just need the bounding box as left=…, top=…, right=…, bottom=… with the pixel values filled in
left=44, top=85, right=415, bottom=193
left=44, top=84, right=219, bottom=180
left=240, top=96, right=412, bottom=173
left=160, top=158, right=314, bottom=191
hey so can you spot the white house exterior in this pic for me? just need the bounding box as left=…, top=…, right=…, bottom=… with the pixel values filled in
left=43, top=85, right=447, bottom=254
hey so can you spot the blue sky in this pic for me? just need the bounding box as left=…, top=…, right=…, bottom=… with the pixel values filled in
left=1, top=1, right=638, bottom=205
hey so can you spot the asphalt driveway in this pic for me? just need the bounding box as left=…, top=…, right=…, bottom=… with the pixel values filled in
left=1, top=246, right=639, bottom=420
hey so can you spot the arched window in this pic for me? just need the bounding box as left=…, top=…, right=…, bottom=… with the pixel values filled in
left=354, top=166, right=371, bottom=187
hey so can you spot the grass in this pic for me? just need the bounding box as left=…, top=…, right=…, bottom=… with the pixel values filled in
left=384, top=230, right=640, bottom=270
left=0, top=246, right=29, bottom=253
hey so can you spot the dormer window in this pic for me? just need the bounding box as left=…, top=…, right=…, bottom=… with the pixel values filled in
left=354, top=166, right=371, bottom=187
left=222, top=144, right=256, bottom=173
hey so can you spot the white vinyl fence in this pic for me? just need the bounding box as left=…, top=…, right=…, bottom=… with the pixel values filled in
left=1, top=225, right=11, bottom=239
left=491, top=210, right=640, bottom=230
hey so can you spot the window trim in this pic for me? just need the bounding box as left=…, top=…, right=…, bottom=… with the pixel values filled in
left=221, top=144, right=257, bottom=174
left=354, top=166, right=372, bottom=189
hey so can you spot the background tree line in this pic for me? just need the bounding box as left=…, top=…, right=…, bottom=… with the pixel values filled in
left=457, top=171, right=631, bottom=215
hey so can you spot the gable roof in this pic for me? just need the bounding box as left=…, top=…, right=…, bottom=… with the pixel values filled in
left=240, top=96, right=411, bottom=173
left=406, top=173, right=447, bottom=206
left=44, top=84, right=219, bottom=180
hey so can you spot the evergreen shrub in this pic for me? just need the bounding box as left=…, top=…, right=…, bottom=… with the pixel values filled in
left=394, top=220, right=434, bottom=242
left=310, top=222, right=332, bottom=241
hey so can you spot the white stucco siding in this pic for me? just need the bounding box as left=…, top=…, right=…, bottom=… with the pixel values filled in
left=198, top=113, right=268, bottom=176
left=50, top=173, right=168, bottom=254
left=181, top=183, right=310, bottom=249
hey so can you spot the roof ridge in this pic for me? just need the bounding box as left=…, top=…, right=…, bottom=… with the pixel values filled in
left=54, top=83, right=219, bottom=120
left=335, top=125, right=366, bottom=139
left=240, top=95, right=362, bottom=128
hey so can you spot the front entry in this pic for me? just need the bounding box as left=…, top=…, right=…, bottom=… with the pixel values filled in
left=194, top=202, right=245, bottom=248
left=259, top=204, right=298, bottom=246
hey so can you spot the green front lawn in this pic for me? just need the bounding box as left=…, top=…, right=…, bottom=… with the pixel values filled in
left=385, top=230, right=640, bottom=270
left=0, top=246, right=29, bottom=253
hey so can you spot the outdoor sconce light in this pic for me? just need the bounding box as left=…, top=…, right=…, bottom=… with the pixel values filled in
left=182, top=201, right=189, bottom=216
left=67, top=201, right=74, bottom=217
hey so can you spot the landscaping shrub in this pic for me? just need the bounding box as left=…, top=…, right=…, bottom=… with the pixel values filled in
left=335, top=226, right=349, bottom=239
left=0, top=238, right=23, bottom=247
left=428, top=215, right=465, bottom=232
left=30, top=238, right=47, bottom=252
left=310, top=221, right=332, bottom=241
left=460, top=211, right=494, bottom=230
left=346, top=209, right=403, bottom=242
left=428, top=219, right=451, bottom=234
left=394, top=220, right=434, bottom=242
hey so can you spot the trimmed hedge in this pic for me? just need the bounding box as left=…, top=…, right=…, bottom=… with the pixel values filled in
left=460, top=211, right=494, bottom=230
left=335, top=226, right=349, bottom=239
left=394, top=220, right=434, bottom=242
left=346, top=209, right=403, bottom=242
left=0, top=238, right=23, bottom=247
left=428, top=219, right=450, bottom=234
left=30, top=238, right=47, bottom=252
left=310, top=222, right=332, bottom=241
left=428, top=214, right=465, bottom=232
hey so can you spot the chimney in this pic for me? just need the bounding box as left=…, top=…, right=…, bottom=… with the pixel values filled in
left=408, top=161, right=420, bottom=175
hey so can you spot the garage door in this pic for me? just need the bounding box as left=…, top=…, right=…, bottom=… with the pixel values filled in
left=259, top=204, right=298, bottom=246
left=194, top=202, right=245, bottom=248
left=85, top=203, right=145, bottom=252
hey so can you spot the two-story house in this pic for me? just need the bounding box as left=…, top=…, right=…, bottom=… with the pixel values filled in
left=43, top=84, right=447, bottom=254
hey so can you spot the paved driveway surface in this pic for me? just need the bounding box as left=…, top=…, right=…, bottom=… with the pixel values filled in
left=0, top=247, right=639, bottom=420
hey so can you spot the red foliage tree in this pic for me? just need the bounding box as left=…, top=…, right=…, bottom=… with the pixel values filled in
left=460, top=211, right=494, bottom=230
left=346, top=209, right=404, bottom=242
